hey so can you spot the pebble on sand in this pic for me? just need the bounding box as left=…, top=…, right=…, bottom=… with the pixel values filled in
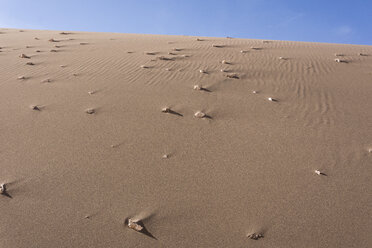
left=194, top=111, right=206, bottom=118
left=252, top=90, right=257, bottom=94
left=17, top=76, right=26, bottom=80
left=49, top=38, right=58, bottom=42
left=19, top=54, right=30, bottom=59
left=267, top=97, right=276, bottom=102
left=193, top=85, right=202, bottom=90
left=199, top=69, right=207, bottom=74
left=334, top=58, right=347, bottom=63
left=127, top=218, right=143, bottom=232
left=0, top=183, right=7, bottom=195
left=162, top=154, right=169, bottom=159
left=161, top=107, right=171, bottom=113
left=212, top=44, right=224, bottom=48
left=31, top=105, right=41, bottom=111
left=26, top=62, right=34, bottom=65
left=240, top=50, right=248, bottom=53
left=314, top=170, right=323, bottom=175
left=226, top=74, right=239, bottom=79
left=85, top=108, right=95, bottom=114
left=140, top=65, right=149, bottom=69
left=221, top=60, right=230, bottom=64
left=50, top=49, right=57, bottom=52
left=247, top=233, right=264, bottom=240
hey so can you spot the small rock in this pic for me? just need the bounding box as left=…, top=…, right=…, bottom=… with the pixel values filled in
left=161, top=107, right=171, bottom=113
left=86, top=108, right=95, bottom=114
left=0, top=183, right=7, bottom=194
left=19, top=54, right=30, bottom=59
left=247, top=233, right=264, bottom=240
left=127, top=218, right=144, bottom=231
left=226, top=74, right=239, bottom=79
left=193, top=85, right=202, bottom=90
left=334, top=58, right=347, bottom=63
left=31, top=105, right=41, bottom=111
left=194, top=111, right=206, bottom=118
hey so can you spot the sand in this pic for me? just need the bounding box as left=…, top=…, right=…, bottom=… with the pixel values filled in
left=0, top=28, right=371, bottom=248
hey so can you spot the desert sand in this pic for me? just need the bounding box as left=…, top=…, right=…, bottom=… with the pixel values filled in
left=0, top=28, right=371, bottom=248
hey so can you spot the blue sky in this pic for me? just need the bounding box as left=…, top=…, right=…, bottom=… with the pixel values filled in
left=0, top=0, right=371, bottom=45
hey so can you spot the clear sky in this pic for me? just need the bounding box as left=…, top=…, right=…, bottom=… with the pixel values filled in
left=0, top=0, right=371, bottom=45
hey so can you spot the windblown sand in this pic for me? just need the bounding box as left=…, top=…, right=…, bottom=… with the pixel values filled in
left=0, top=28, right=371, bottom=248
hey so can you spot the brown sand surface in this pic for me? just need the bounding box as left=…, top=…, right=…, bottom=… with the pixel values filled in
left=0, top=28, right=371, bottom=248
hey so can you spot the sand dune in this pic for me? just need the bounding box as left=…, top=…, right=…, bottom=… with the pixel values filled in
left=0, top=28, right=371, bottom=248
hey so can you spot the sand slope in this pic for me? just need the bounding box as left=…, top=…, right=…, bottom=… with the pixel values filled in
left=0, top=28, right=371, bottom=248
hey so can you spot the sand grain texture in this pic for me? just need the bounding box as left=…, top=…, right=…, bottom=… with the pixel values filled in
left=0, top=28, right=372, bottom=248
